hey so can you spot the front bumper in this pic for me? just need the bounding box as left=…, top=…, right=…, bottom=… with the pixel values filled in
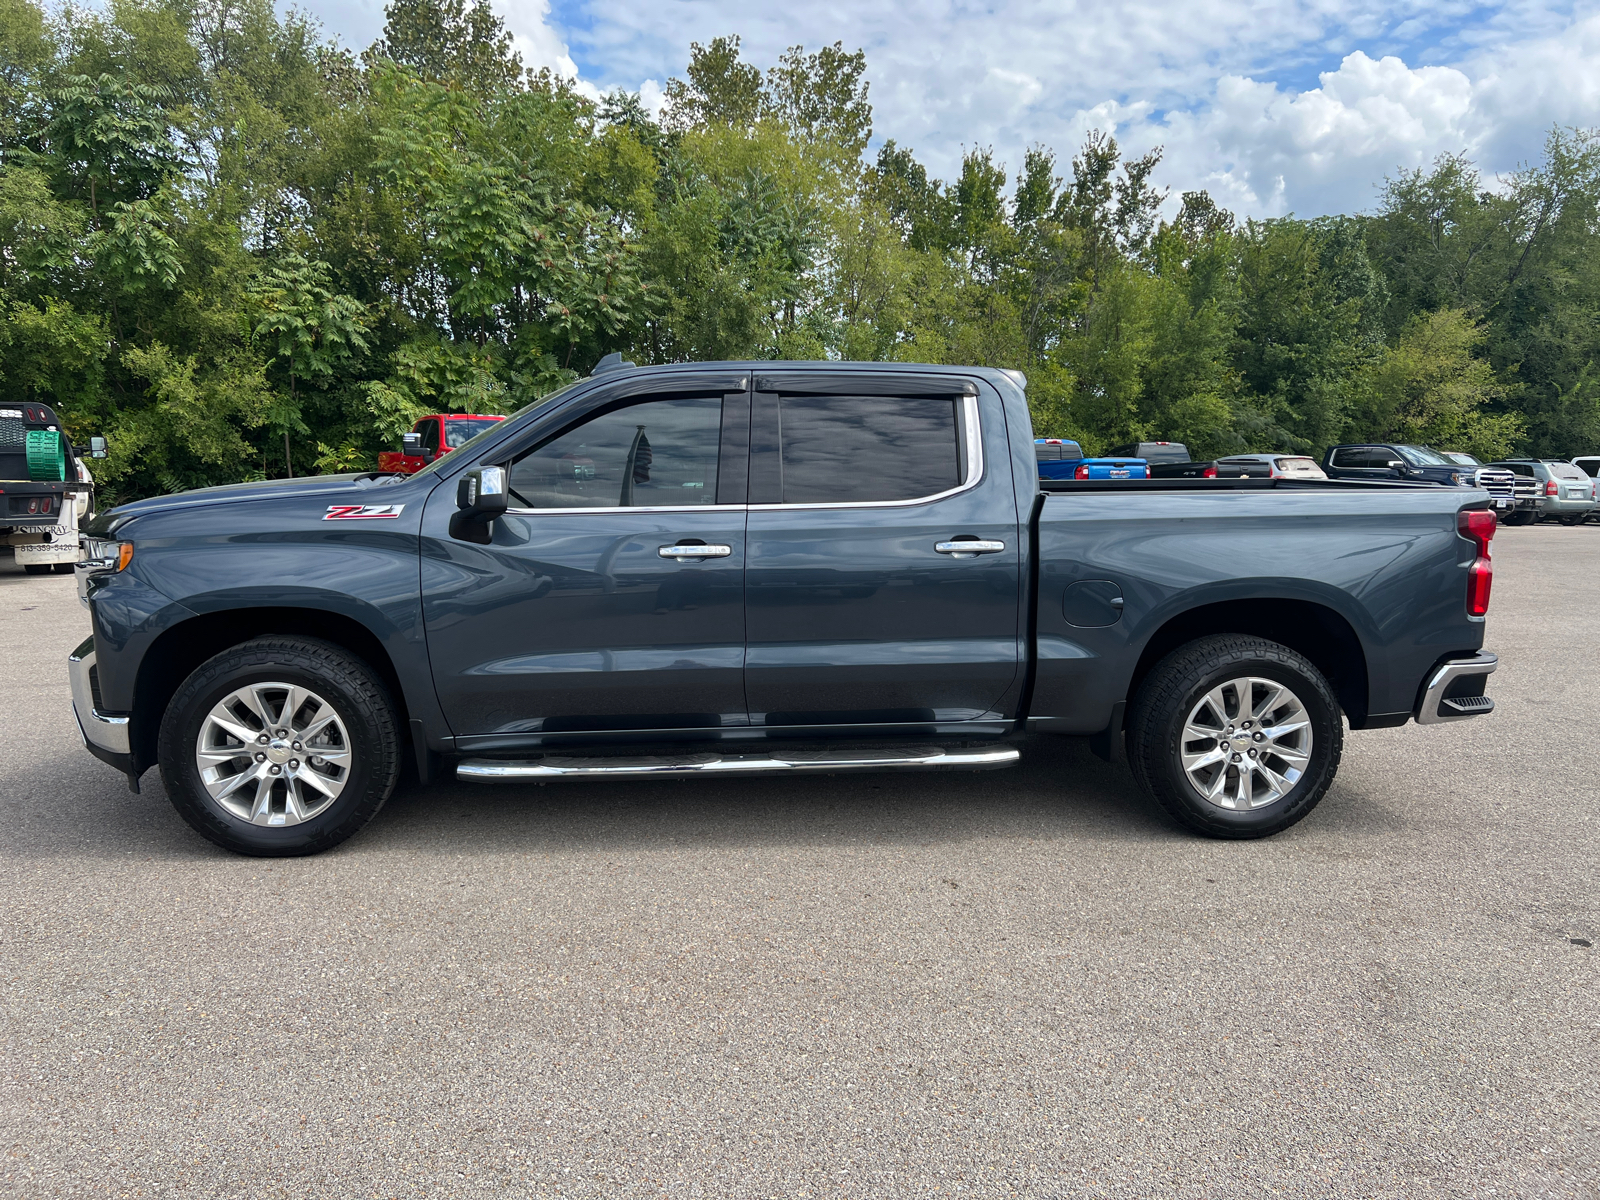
left=1414, top=651, right=1497, bottom=724
left=69, top=636, right=135, bottom=778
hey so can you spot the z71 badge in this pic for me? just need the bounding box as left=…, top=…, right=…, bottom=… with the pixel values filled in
left=324, top=504, right=406, bottom=520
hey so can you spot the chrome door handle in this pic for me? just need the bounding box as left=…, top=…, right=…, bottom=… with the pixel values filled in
left=935, top=539, right=1006, bottom=558
left=659, top=543, right=733, bottom=561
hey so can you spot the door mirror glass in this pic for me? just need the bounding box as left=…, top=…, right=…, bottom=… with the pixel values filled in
left=88, top=436, right=107, bottom=459
left=450, top=466, right=508, bottom=544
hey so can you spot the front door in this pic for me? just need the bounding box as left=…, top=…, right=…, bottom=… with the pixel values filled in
left=421, top=388, right=750, bottom=743
left=742, top=376, right=1023, bottom=729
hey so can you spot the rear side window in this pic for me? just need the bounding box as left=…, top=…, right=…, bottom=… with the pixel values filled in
left=1575, top=458, right=1600, bottom=477
left=777, top=395, right=963, bottom=504
left=1331, top=446, right=1386, bottom=468
left=507, top=396, right=722, bottom=509
left=444, top=418, right=498, bottom=448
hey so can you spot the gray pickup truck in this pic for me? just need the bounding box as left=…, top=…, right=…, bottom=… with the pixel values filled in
left=70, top=360, right=1499, bottom=856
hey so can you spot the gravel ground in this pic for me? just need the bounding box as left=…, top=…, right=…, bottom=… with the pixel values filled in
left=1, top=527, right=1596, bottom=1199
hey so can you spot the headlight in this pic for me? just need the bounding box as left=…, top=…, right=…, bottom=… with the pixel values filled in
left=1451, top=472, right=1465, bottom=485
left=82, top=538, right=132, bottom=570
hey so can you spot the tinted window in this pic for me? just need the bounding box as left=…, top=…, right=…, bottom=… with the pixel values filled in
left=507, top=396, right=722, bottom=509
left=778, top=395, right=962, bottom=503
left=1493, top=462, right=1536, bottom=477
left=419, top=419, right=441, bottom=455
left=1332, top=446, right=1386, bottom=469
left=1575, top=458, right=1600, bottom=478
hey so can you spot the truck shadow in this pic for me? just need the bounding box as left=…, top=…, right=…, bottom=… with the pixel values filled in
left=3, top=736, right=1218, bottom=863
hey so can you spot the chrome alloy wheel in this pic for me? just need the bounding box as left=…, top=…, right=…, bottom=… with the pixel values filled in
left=194, top=682, right=352, bottom=826
left=1179, top=676, right=1313, bottom=810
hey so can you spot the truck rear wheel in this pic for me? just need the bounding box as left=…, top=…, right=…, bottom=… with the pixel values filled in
left=157, top=636, right=401, bottom=856
left=1127, top=635, right=1343, bottom=839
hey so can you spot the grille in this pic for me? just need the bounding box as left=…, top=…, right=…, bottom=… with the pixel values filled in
left=1473, top=468, right=1516, bottom=498
left=89, top=664, right=104, bottom=712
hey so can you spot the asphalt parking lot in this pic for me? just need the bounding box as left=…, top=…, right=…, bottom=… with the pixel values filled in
left=1, top=526, right=1597, bottom=1199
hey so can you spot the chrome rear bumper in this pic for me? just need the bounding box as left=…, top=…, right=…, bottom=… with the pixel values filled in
left=1415, top=651, right=1497, bottom=725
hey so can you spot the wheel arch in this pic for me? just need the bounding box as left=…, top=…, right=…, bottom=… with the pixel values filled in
left=1127, top=597, right=1371, bottom=727
left=131, top=607, right=412, bottom=775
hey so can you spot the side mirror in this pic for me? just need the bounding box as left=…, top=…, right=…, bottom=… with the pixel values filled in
left=86, top=436, right=107, bottom=459
left=1387, top=460, right=1406, bottom=470
left=402, top=432, right=432, bottom=461
left=449, top=466, right=508, bottom=544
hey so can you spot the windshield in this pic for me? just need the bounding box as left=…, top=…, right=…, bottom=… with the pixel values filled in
left=1439, top=450, right=1480, bottom=466
left=1395, top=444, right=1450, bottom=466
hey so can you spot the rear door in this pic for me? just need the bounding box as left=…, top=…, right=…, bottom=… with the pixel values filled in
left=1327, top=445, right=1393, bottom=479
left=421, top=376, right=751, bottom=743
left=742, top=373, right=1023, bottom=730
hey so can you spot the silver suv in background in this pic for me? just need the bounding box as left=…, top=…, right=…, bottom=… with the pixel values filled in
left=1214, top=453, right=1327, bottom=479
left=1485, top=459, right=1597, bottom=525
left=1573, top=457, right=1600, bottom=521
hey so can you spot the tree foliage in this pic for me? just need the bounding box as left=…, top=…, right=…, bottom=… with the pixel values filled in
left=1, top=0, right=1595, bottom=503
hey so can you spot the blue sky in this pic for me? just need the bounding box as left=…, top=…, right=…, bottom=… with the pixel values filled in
left=302, top=0, right=1600, bottom=217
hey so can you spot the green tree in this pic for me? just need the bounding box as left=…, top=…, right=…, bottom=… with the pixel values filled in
left=251, top=254, right=369, bottom=476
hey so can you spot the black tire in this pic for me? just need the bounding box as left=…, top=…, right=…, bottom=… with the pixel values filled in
left=22, top=563, right=51, bottom=575
left=52, top=561, right=74, bottom=574
left=1127, top=634, right=1343, bottom=839
left=1503, top=511, right=1537, bottom=526
left=1560, top=514, right=1586, bottom=526
left=157, top=636, right=401, bottom=856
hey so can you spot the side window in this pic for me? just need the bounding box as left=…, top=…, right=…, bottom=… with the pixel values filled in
left=776, top=395, right=965, bottom=504
left=507, top=396, right=722, bottom=510
left=1577, top=459, right=1600, bottom=478
left=420, top=420, right=442, bottom=456
left=1332, top=447, right=1379, bottom=468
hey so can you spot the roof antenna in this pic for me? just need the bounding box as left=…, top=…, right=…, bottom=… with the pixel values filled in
left=591, top=352, right=636, bottom=375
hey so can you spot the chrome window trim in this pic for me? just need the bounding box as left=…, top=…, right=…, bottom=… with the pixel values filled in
left=502, top=502, right=748, bottom=516
left=500, top=394, right=982, bottom=516
left=753, top=393, right=983, bottom=512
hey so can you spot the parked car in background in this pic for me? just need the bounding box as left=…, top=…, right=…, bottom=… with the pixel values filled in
left=1068, top=456, right=1149, bottom=480
left=1107, top=442, right=1217, bottom=478
left=1034, top=438, right=1084, bottom=480
left=1573, top=457, right=1600, bottom=520
left=1485, top=459, right=1597, bottom=525
left=1214, top=454, right=1324, bottom=480
left=1322, top=443, right=1477, bottom=486
left=379, top=413, right=506, bottom=474
left=1429, top=450, right=1520, bottom=515
left=1, top=402, right=105, bottom=574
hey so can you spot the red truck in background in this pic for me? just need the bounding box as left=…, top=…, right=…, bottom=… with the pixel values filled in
left=378, top=414, right=505, bottom=474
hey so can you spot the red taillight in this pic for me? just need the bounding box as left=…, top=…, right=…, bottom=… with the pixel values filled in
left=1459, top=509, right=1495, bottom=616
left=1203, top=465, right=1217, bottom=478
left=1545, top=479, right=1558, bottom=496
left=1459, top=509, right=1496, bottom=554
left=1074, top=464, right=1089, bottom=480
left=1467, top=559, right=1492, bottom=616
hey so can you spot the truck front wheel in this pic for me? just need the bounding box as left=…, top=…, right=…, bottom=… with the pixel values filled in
left=1127, top=635, right=1343, bottom=839
left=157, top=636, right=402, bottom=856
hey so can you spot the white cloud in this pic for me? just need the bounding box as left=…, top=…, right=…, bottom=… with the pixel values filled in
left=289, top=0, right=1600, bottom=217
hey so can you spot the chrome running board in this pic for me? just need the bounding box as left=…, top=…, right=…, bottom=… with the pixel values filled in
left=457, top=745, right=1020, bottom=782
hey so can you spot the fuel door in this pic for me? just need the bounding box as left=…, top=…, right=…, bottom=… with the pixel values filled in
left=1062, top=579, right=1124, bottom=628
